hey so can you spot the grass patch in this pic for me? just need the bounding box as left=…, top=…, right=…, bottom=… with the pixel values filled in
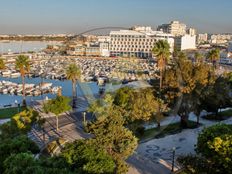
left=203, top=109, right=232, bottom=121
left=0, top=107, right=27, bottom=119
left=139, top=120, right=199, bottom=142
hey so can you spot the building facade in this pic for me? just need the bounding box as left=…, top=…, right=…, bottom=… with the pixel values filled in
left=197, top=33, right=208, bottom=44
left=228, top=41, right=232, bottom=53
left=110, top=27, right=174, bottom=58
left=175, top=35, right=196, bottom=51
left=157, top=21, right=187, bottom=36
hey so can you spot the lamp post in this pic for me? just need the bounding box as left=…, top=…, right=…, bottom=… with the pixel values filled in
left=15, top=100, right=19, bottom=113
left=83, top=112, right=86, bottom=125
left=171, top=147, right=176, bottom=172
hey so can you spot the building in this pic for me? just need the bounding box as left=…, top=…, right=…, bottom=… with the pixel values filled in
left=187, top=28, right=197, bottom=36
left=66, top=43, right=100, bottom=56
left=110, top=26, right=174, bottom=58
left=228, top=41, right=232, bottom=52
left=174, top=35, right=196, bottom=51
left=157, top=21, right=187, bottom=36
left=210, top=34, right=232, bottom=44
left=197, top=33, right=208, bottom=44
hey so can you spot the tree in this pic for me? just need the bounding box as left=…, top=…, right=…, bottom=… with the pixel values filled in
left=3, top=153, right=73, bottom=174
left=197, top=124, right=232, bottom=173
left=163, top=53, right=214, bottom=127
left=0, top=58, right=5, bottom=70
left=11, top=108, right=39, bottom=133
left=201, top=76, right=232, bottom=118
left=61, top=140, right=115, bottom=174
left=43, top=96, right=71, bottom=130
left=194, top=52, right=204, bottom=64
left=66, top=64, right=81, bottom=109
left=152, top=40, right=170, bottom=90
left=86, top=106, right=138, bottom=174
left=15, top=55, right=30, bottom=106
left=0, top=135, right=39, bottom=172
left=207, top=49, right=220, bottom=68
left=178, top=124, right=232, bottom=174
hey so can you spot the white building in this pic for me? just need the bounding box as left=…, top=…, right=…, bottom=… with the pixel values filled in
left=110, top=26, right=174, bottom=58
left=157, top=21, right=187, bottom=36
left=197, top=33, right=208, bottom=44
left=228, top=41, right=232, bottom=52
left=187, top=28, right=197, bottom=36
left=175, top=35, right=196, bottom=51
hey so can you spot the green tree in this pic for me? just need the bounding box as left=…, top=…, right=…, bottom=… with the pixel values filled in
left=11, top=108, right=39, bottom=133
left=152, top=40, right=170, bottom=90
left=196, top=124, right=232, bottom=173
left=86, top=106, right=138, bottom=174
left=0, top=135, right=39, bottom=172
left=61, top=140, right=115, bottom=174
left=207, top=49, right=220, bottom=68
left=43, top=96, right=71, bottom=130
left=202, top=76, right=231, bottom=118
left=194, top=52, right=204, bottom=64
left=66, top=64, right=81, bottom=108
left=15, top=55, right=30, bottom=106
left=163, top=53, right=214, bottom=127
left=0, top=58, right=5, bottom=70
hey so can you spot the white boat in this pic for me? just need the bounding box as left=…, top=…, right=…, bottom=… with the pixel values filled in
left=11, top=72, right=21, bottom=78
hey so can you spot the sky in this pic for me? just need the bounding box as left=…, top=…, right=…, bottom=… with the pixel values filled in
left=0, top=0, right=231, bottom=34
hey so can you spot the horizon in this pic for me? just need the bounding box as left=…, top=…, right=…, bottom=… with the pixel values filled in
left=0, top=0, right=232, bottom=35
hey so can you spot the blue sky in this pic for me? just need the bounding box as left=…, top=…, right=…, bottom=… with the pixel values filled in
left=0, top=0, right=231, bottom=34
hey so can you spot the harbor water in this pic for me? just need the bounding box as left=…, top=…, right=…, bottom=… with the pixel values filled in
left=0, top=76, right=100, bottom=106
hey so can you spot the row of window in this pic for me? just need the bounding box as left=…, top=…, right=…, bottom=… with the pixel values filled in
left=111, top=45, right=152, bottom=48
left=111, top=48, right=151, bottom=52
left=111, top=42, right=155, bottom=45
left=110, top=35, right=146, bottom=38
left=111, top=38, right=156, bottom=42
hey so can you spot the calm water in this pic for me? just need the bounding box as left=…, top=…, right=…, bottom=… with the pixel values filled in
left=0, top=41, right=61, bottom=54
left=0, top=76, right=99, bottom=106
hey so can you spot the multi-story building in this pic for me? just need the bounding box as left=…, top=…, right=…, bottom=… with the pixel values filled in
left=66, top=43, right=100, bottom=56
left=110, top=26, right=174, bottom=58
left=210, top=34, right=232, bottom=44
left=197, top=33, right=208, bottom=44
left=187, top=28, right=197, bottom=36
left=157, top=21, right=187, bottom=36
left=174, top=35, right=196, bottom=51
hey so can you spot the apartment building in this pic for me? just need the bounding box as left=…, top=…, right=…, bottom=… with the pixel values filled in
left=109, top=26, right=174, bottom=58
left=157, top=21, right=187, bottom=36
left=174, top=35, right=196, bottom=51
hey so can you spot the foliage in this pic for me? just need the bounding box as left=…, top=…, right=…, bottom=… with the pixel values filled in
left=0, top=58, right=5, bottom=70
left=66, top=63, right=81, bottom=82
left=15, top=55, right=30, bottom=75
left=66, top=63, right=81, bottom=108
left=86, top=106, right=138, bottom=174
left=0, top=135, right=39, bottom=172
left=201, top=76, right=232, bottom=116
left=3, top=153, right=73, bottom=174
left=197, top=124, right=232, bottom=173
left=113, top=87, right=134, bottom=110
left=43, top=96, right=71, bottom=116
left=207, top=48, right=220, bottom=67
left=11, top=108, right=39, bottom=133
left=163, top=53, right=215, bottom=127
left=0, top=121, right=20, bottom=140
left=152, top=40, right=170, bottom=89
left=61, top=140, right=115, bottom=174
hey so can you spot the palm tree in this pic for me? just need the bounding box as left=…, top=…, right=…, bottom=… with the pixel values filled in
left=194, top=52, right=204, bottom=64
left=15, top=55, right=30, bottom=106
left=0, top=58, right=5, bottom=70
left=152, top=40, right=170, bottom=90
left=66, top=64, right=81, bottom=108
left=207, top=49, right=220, bottom=68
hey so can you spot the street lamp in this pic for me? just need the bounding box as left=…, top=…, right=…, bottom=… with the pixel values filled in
left=83, top=112, right=86, bottom=125
left=171, top=147, right=176, bottom=172
left=15, top=100, right=20, bottom=113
